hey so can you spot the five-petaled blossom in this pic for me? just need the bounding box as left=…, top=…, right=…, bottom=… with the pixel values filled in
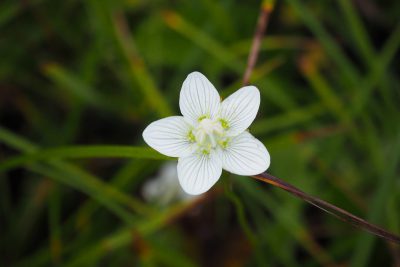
left=143, top=72, right=270, bottom=195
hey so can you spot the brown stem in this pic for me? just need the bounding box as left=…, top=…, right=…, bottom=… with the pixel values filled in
left=253, top=172, right=400, bottom=244
left=242, top=1, right=275, bottom=86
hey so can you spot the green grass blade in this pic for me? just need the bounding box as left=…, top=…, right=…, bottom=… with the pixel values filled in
left=350, top=136, right=400, bottom=267
left=0, top=127, right=152, bottom=222
left=0, top=145, right=168, bottom=173
left=286, top=0, right=360, bottom=87
left=251, top=103, right=325, bottom=135
left=29, top=163, right=136, bottom=225
left=0, top=126, right=38, bottom=152
left=351, top=23, right=400, bottom=116
left=43, top=63, right=107, bottom=108
left=111, top=11, right=174, bottom=117
left=337, top=0, right=375, bottom=66
left=162, top=11, right=297, bottom=111
left=63, top=200, right=198, bottom=267
left=237, top=178, right=336, bottom=266
left=162, top=10, right=243, bottom=73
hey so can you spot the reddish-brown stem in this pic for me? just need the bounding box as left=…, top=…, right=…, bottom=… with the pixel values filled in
left=242, top=2, right=274, bottom=86
left=253, top=172, right=400, bottom=244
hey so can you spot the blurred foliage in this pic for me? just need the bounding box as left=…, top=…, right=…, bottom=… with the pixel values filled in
left=1, top=0, right=400, bottom=266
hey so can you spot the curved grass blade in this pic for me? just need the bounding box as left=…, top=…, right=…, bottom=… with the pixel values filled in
left=0, top=145, right=169, bottom=173
left=0, top=127, right=153, bottom=220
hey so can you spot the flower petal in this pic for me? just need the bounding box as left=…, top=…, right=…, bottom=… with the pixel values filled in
left=219, top=86, right=260, bottom=136
left=143, top=116, right=193, bottom=157
left=179, top=71, right=221, bottom=124
left=220, top=131, right=270, bottom=175
left=177, top=152, right=222, bottom=195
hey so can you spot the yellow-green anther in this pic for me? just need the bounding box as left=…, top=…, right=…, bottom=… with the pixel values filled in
left=188, top=130, right=196, bottom=142
left=219, top=119, right=229, bottom=129
left=219, top=138, right=230, bottom=149
left=198, top=115, right=209, bottom=121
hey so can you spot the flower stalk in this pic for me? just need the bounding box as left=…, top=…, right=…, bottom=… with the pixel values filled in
left=242, top=0, right=275, bottom=85
left=253, top=172, right=400, bottom=244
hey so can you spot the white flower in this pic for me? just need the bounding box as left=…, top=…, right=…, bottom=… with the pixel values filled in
left=142, top=162, right=195, bottom=206
left=143, top=72, right=270, bottom=195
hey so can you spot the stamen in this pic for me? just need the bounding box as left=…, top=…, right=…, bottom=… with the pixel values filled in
left=193, top=118, right=227, bottom=152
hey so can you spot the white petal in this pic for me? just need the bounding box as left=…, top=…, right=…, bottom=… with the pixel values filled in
left=219, top=86, right=260, bottom=136
left=143, top=116, right=193, bottom=157
left=179, top=72, right=221, bottom=124
left=177, top=152, right=222, bottom=195
left=220, top=131, right=270, bottom=175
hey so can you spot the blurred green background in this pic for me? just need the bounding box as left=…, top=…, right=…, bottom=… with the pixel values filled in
left=1, top=0, right=400, bottom=266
